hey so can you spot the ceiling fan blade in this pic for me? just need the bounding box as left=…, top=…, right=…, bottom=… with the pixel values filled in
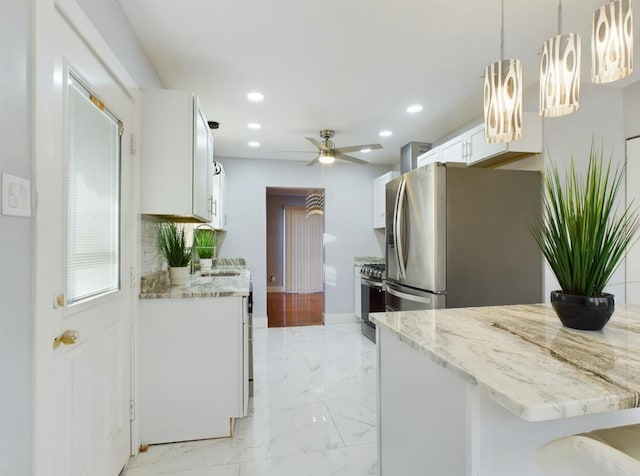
left=265, top=150, right=317, bottom=153
left=333, top=143, right=383, bottom=154
left=335, top=152, right=368, bottom=165
left=305, top=137, right=330, bottom=151
left=306, top=156, right=320, bottom=167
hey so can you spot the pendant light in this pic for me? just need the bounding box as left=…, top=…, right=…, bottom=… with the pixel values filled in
left=540, top=0, right=581, bottom=117
left=483, top=0, right=523, bottom=144
left=306, top=192, right=324, bottom=216
left=592, top=0, right=633, bottom=83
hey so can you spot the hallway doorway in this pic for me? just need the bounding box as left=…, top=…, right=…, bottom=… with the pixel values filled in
left=266, top=187, right=324, bottom=327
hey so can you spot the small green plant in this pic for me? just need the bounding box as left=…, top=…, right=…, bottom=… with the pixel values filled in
left=157, top=221, right=191, bottom=268
left=532, top=142, right=639, bottom=297
left=194, top=229, right=216, bottom=259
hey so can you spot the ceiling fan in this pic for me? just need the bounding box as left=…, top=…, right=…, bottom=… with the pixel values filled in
left=302, top=130, right=383, bottom=166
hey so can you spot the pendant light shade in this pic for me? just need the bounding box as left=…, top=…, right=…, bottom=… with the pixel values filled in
left=306, top=192, right=324, bottom=216
left=540, top=0, right=581, bottom=118
left=484, top=58, right=523, bottom=143
left=483, top=0, right=523, bottom=144
left=592, top=0, right=633, bottom=83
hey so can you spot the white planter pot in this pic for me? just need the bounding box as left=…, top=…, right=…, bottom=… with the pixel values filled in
left=169, top=266, right=189, bottom=286
left=200, top=258, right=213, bottom=273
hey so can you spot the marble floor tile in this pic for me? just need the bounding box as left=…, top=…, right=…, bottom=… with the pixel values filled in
left=122, top=323, right=377, bottom=476
left=325, top=396, right=377, bottom=447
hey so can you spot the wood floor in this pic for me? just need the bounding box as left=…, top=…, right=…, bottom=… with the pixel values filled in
left=267, top=292, right=324, bottom=327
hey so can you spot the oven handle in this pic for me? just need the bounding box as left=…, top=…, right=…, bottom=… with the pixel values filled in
left=361, top=277, right=383, bottom=288
left=386, top=286, right=433, bottom=304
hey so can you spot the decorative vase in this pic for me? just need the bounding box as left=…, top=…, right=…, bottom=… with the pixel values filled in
left=200, top=258, right=213, bottom=274
left=168, top=266, right=189, bottom=286
left=550, top=291, right=615, bottom=331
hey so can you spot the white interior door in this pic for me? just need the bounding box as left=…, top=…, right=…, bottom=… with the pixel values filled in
left=626, top=137, right=640, bottom=304
left=33, top=2, right=136, bottom=475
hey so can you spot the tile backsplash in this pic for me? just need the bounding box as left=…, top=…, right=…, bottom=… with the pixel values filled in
left=141, top=215, right=165, bottom=276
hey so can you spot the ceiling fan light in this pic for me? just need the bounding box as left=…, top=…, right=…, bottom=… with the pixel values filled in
left=483, top=58, right=523, bottom=144
left=318, top=150, right=335, bottom=164
left=540, top=33, right=581, bottom=117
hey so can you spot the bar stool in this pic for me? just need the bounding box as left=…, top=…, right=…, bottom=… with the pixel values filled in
left=536, top=423, right=640, bottom=476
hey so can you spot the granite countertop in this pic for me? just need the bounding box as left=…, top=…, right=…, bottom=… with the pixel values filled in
left=372, top=304, right=640, bottom=422
left=354, top=256, right=384, bottom=265
left=140, top=258, right=251, bottom=299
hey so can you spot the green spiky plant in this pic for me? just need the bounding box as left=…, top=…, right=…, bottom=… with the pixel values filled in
left=532, top=142, right=639, bottom=297
left=194, top=229, right=216, bottom=259
left=157, top=221, right=191, bottom=268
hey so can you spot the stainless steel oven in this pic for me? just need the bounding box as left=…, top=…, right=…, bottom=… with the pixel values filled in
left=360, top=264, right=385, bottom=342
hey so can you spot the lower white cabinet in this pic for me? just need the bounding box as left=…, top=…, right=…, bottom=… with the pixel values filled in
left=140, top=296, right=248, bottom=444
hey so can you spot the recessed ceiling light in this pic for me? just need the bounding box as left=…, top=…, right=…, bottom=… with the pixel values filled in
left=379, top=130, right=393, bottom=138
left=247, top=92, right=264, bottom=102
left=247, top=122, right=262, bottom=130
left=248, top=141, right=260, bottom=148
left=406, top=104, right=423, bottom=114
left=360, top=148, right=372, bottom=153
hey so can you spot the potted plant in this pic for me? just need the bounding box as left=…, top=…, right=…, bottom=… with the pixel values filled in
left=157, top=221, right=191, bottom=286
left=194, top=228, right=216, bottom=273
left=532, top=142, right=639, bottom=330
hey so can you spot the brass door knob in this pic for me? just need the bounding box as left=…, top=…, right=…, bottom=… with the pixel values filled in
left=53, top=330, right=79, bottom=350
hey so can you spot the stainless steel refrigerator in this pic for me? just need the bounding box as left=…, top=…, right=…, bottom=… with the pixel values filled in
left=385, top=162, right=542, bottom=311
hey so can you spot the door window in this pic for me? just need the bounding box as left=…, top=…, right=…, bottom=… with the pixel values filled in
left=66, top=73, right=121, bottom=305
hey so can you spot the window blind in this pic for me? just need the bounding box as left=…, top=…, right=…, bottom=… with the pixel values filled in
left=66, top=74, right=121, bottom=305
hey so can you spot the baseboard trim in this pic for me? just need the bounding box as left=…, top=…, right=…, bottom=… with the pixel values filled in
left=324, top=313, right=361, bottom=325
left=267, top=286, right=284, bottom=293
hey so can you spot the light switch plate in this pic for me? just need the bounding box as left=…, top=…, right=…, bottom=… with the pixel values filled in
left=1, top=173, right=31, bottom=217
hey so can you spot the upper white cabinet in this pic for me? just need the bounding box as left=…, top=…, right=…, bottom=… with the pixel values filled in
left=416, top=148, right=440, bottom=168
left=141, top=89, right=213, bottom=222
left=416, top=112, right=542, bottom=169
left=211, top=163, right=228, bottom=230
left=438, top=135, right=469, bottom=165
left=467, top=112, right=542, bottom=167
left=373, top=171, right=399, bottom=229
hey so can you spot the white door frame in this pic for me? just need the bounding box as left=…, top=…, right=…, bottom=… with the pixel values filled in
left=33, top=0, right=142, bottom=471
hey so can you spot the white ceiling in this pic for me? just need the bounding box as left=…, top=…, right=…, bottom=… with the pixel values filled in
left=118, top=0, right=638, bottom=165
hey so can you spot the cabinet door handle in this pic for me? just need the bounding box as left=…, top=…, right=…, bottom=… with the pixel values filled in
left=212, top=199, right=218, bottom=217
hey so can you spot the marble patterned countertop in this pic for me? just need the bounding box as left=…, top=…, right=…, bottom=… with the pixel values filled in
left=140, top=258, right=250, bottom=299
left=353, top=256, right=384, bottom=265
left=372, top=304, right=640, bottom=422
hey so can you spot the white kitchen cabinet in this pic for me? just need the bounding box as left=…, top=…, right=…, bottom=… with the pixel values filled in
left=439, top=134, right=469, bottom=165
left=139, top=296, right=248, bottom=444
left=373, top=171, right=399, bottom=229
left=354, top=265, right=362, bottom=318
left=416, top=148, right=440, bottom=168
left=141, top=88, right=213, bottom=222
left=211, top=163, right=228, bottom=230
left=467, top=112, right=542, bottom=167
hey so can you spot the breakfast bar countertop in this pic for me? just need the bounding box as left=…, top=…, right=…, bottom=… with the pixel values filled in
left=139, top=258, right=251, bottom=299
left=371, top=304, right=640, bottom=422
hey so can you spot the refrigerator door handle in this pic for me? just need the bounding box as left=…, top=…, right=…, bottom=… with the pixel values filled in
left=392, top=177, right=404, bottom=279
left=395, top=177, right=407, bottom=279
left=386, top=285, right=434, bottom=305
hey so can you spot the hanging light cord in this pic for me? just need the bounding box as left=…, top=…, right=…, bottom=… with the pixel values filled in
left=558, top=0, right=562, bottom=35
left=500, top=0, right=504, bottom=60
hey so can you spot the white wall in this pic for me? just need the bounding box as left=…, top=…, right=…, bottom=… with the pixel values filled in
left=522, top=83, right=626, bottom=301
left=76, top=0, right=163, bottom=88
left=624, top=81, right=640, bottom=138
left=218, top=157, right=390, bottom=318
left=0, top=0, right=32, bottom=472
